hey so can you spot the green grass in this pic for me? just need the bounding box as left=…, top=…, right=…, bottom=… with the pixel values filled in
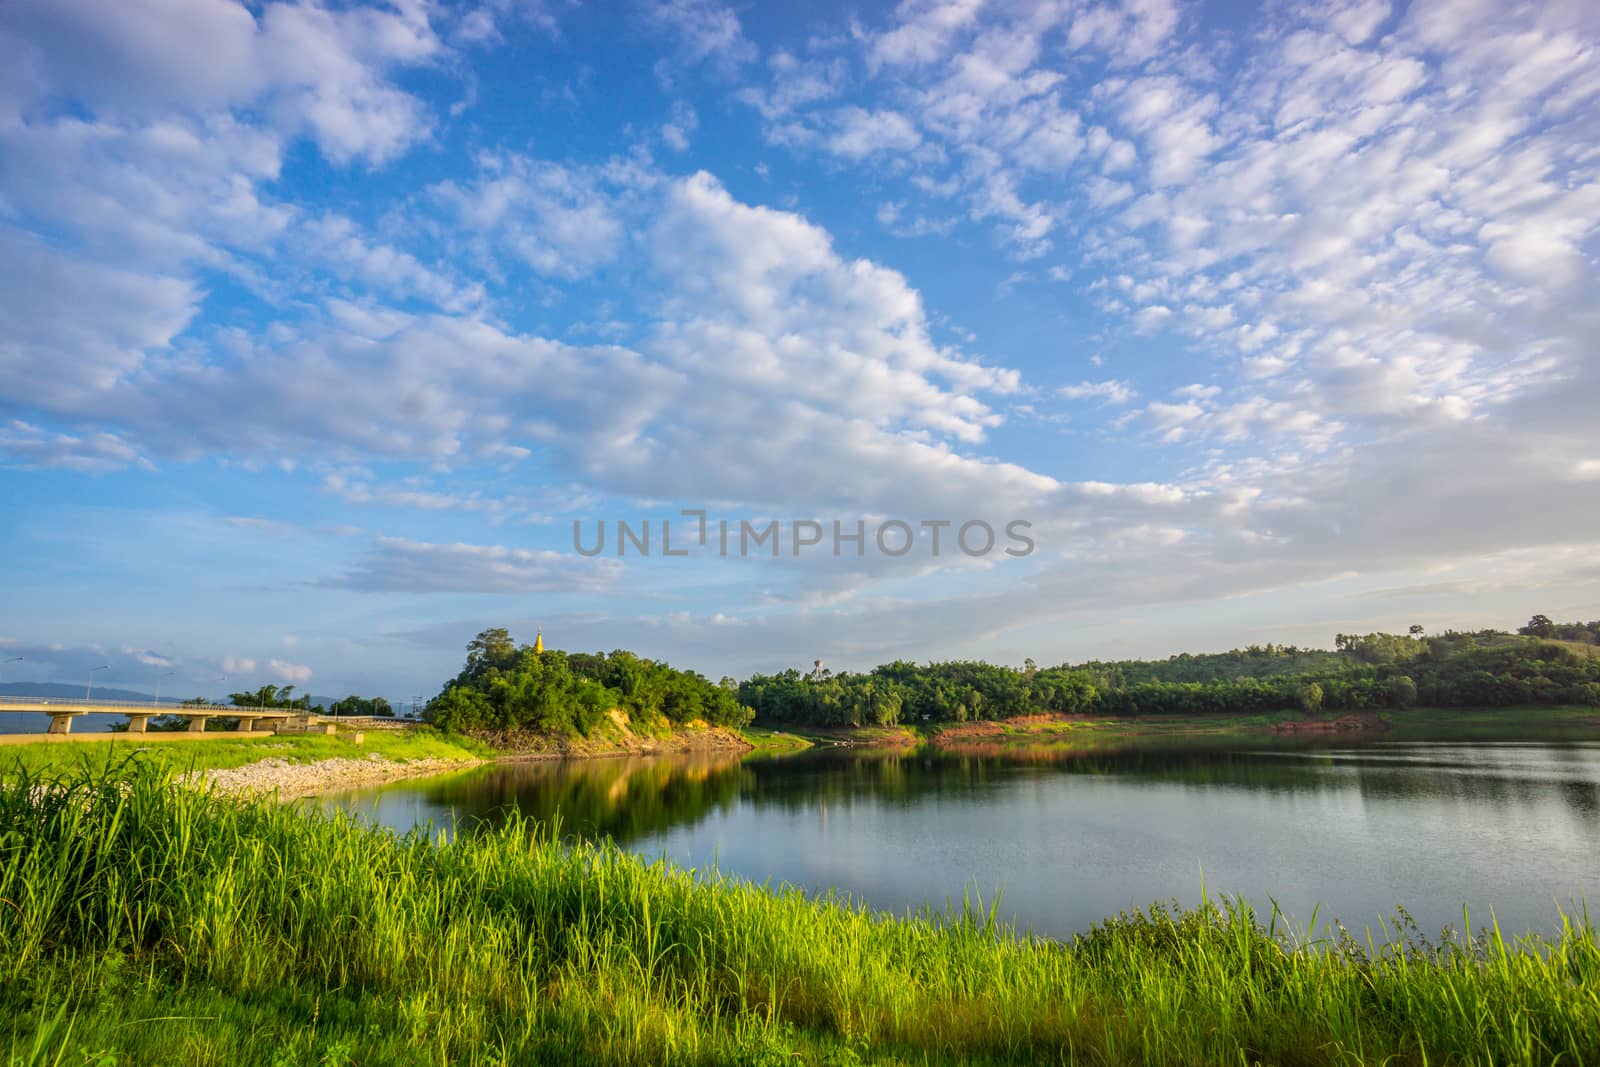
left=738, top=726, right=815, bottom=756
left=2, top=767, right=1597, bottom=1066
left=1377, top=704, right=1600, bottom=739
left=0, top=727, right=491, bottom=780
left=830, top=705, right=1600, bottom=756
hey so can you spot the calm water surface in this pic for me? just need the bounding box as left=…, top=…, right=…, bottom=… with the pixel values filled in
left=318, top=738, right=1600, bottom=940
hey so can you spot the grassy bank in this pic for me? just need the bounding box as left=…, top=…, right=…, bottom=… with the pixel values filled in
left=738, top=726, right=816, bottom=755
left=812, top=704, right=1600, bottom=755
left=0, top=727, right=491, bottom=780
left=472, top=714, right=751, bottom=760
left=3, top=768, right=1597, bottom=1066
left=1378, top=704, right=1600, bottom=739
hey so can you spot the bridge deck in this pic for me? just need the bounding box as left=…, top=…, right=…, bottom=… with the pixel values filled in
left=1, top=700, right=308, bottom=736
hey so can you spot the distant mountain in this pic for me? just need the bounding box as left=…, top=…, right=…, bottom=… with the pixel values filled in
left=1, top=682, right=406, bottom=715
left=0, top=681, right=184, bottom=703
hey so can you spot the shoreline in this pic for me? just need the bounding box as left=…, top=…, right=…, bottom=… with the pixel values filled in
left=763, top=704, right=1600, bottom=754
left=189, top=753, right=489, bottom=800
left=9, top=707, right=1597, bottom=800
left=185, top=723, right=753, bottom=798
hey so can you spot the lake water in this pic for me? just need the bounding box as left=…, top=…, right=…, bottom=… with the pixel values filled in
left=317, top=737, right=1600, bottom=941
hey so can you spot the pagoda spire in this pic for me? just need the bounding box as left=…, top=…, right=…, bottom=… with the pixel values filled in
left=533, top=627, right=544, bottom=654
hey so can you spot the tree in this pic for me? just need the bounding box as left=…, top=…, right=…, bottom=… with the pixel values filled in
left=228, top=685, right=312, bottom=711
left=1389, top=675, right=1418, bottom=708
left=1409, top=624, right=1424, bottom=637
left=1522, top=614, right=1555, bottom=638
left=426, top=686, right=494, bottom=733
left=464, top=628, right=517, bottom=680
left=329, top=695, right=394, bottom=717
left=1296, top=682, right=1324, bottom=714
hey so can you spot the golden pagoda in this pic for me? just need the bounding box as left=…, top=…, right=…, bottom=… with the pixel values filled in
left=533, top=627, right=544, bottom=654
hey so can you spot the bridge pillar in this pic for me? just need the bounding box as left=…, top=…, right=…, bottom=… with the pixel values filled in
left=233, top=716, right=259, bottom=733
left=125, top=715, right=151, bottom=733
left=186, top=716, right=208, bottom=733
left=47, top=713, right=74, bottom=735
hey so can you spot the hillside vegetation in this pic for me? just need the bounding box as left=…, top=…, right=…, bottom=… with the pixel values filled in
left=425, top=628, right=752, bottom=738
left=741, top=617, right=1600, bottom=727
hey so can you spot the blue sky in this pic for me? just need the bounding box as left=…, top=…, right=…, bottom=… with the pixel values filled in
left=2, top=0, right=1598, bottom=704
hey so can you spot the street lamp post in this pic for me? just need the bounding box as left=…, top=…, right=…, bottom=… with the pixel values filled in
left=213, top=676, right=226, bottom=708
left=85, top=664, right=109, bottom=701
left=154, top=671, right=176, bottom=707
left=2, top=656, right=21, bottom=686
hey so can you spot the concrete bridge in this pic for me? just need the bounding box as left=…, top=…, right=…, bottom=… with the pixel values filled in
left=0, top=698, right=319, bottom=736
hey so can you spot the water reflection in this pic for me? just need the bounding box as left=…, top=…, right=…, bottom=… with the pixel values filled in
left=333, top=752, right=752, bottom=841
left=321, top=738, right=1600, bottom=939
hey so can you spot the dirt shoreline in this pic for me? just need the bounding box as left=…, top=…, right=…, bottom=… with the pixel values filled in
left=480, top=722, right=753, bottom=760
left=190, top=725, right=752, bottom=799
left=189, top=754, right=486, bottom=800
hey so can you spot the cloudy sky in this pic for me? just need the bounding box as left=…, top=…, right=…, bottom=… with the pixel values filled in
left=2, top=0, right=1598, bottom=703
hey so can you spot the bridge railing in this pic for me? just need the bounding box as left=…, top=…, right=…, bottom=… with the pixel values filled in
left=0, top=699, right=301, bottom=714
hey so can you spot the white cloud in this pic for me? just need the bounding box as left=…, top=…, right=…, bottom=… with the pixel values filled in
left=321, top=472, right=535, bottom=519
left=871, top=0, right=984, bottom=70
left=645, top=172, right=1021, bottom=446
left=1066, top=0, right=1181, bottom=65
left=266, top=658, right=312, bottom=685
left=0, top=230, right=198, bottom=410
left=1, top=0, right=442, bottom=166
left=661, top=100, right=698, bottom=150
left=299, top=214, right=482, bottom=311
left=120, top=645, right=174, bottom=669
left=824, top=107, right=922, bottom=159
left=0, top=420, right=152, bottom=472
left=431, top=154, right=639, bottom=279
left=644, top=0, right=756, bottom=74
left=0, top=169, right=1049, bottom=523
left=324, top=536, right=621, bottom=594
left=1059, top=380, right=1135, bottom=404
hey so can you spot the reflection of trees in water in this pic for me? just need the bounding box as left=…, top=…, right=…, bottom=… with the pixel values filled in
left=738, top=740, right=1352, bottom=810
left=1336, top=746, right=1600, bottom=816
left=411, top=752, right=750, bottom=843
left=395, top=739, right=1600, bottom=846
left=737, top=742, right=1600, bottom=829
left=740, top=750, right=1010, bottom=811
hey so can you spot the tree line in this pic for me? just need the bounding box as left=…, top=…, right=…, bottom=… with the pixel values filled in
left=213, top=685, right=393, bottom=717
left=738, top=617, right=1600, bottom=727
left=412, top=618, right=1600, bottom=737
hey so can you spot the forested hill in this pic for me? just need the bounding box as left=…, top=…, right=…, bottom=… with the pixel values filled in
left=739, top=617, right=1600, bottom=728
left=425, top=628, right=751, bottom=736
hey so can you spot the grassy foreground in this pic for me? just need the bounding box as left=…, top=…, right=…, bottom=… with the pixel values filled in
left=2, top=770, right=1597, bottom=1065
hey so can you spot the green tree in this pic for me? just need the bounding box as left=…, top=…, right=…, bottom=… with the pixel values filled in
left=1521, top=614, right=1555, bottom=638
left=1389, top=675, right=1418, bottom=708
left=464, top=628, right=518, bottom=681
left=228, top=685, right=312, bottom=711
left=329, top=695, right=394, bottom=717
